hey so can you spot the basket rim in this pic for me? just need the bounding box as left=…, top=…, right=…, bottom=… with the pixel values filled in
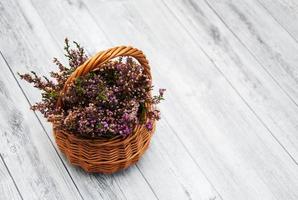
left=53, top=116, right=155, bottom=146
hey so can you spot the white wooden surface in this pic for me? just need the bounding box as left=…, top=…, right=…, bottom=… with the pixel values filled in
left=0, top=0, right=298, bottom=199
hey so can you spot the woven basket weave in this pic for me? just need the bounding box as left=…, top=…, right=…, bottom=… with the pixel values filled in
left=53, top=46, right=155, bottom=174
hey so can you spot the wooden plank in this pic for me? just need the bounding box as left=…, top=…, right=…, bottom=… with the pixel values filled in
left=256, top=0, right=298, bottom=41
left=159, top=0, right=298, bottom=169
left=201, top=0, right=298, bottom=162
left=203, top=0, right=298, bottom=107
left=0, top=154, right=22, bottom=200
left=0, top=54, right=82, bottom=199
left=0, top=0, right=157, bottom=200
left=80, top=0, right=298, bottom=199
left=7, top=0, right=221, bottom=199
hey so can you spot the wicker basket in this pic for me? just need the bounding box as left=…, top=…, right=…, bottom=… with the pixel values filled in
left=53, top=46, right=156, bottom=174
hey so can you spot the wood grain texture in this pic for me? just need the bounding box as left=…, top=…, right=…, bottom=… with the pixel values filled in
left=0, top=155, right=22, bottom=200
left=256, top=0, right=298, bottom=41
left=1, top=0, right=298, bottom=199
left=0, top=0, right=157, bottom=199
left=12, top=0, right=220, bottom=199
left=202, top=0, right=298, bottom=162
left=0, top=54, right=82, bottom=200
left=81, top=1, right=297, bottom=199
left=161, top=0, right=298, bottom=174
left=81, top=0, right=298, bottom=199
left=204, top=0, right=298, bottom=108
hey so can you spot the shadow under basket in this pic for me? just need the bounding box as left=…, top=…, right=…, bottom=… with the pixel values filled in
left=53, top=46, right=156, bottom=174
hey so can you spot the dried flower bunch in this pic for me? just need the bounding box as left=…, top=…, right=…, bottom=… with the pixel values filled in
left=18, top=39, right=165, bottom=139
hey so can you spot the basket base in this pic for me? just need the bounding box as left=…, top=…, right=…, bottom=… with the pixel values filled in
left=53, top=123, right=155, bottom=174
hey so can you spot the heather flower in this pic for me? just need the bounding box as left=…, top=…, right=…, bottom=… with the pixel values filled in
left=18, top=39, right=165, bottom=139
left=159, top=88, right=166, bottom=97
left=146, top=121, right=153, bottom=131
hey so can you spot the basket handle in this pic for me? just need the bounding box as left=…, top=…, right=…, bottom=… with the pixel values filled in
left=56, top=46, right=151, bottom=108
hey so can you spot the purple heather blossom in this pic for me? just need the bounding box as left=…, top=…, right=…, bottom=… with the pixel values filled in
left=146, top=121, right=153, bottom=131
left=102, top=121, right=109, bottom=128
left=19, top=39, right=165, bottom=139
left=159, top=88, right=166, bottom=96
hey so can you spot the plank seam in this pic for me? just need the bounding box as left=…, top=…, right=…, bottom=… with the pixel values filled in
left=161, top=0, right=298, bottom=166
left=255, top=0, right=298, bottom=45
left=59, top=2, right=162, bottom=198
left=135, top=165, right=160, bottom=200
left=0, top=153, right=24, bottom=200
left=2, top=0, right=160, bottom=196
left=202, top=0, right=298, bottom=109
left=162, top=118, right=224, bottom=200
left=201, top=0, right=298, bottom=162
left=0, top=51, right=85, bottom=200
